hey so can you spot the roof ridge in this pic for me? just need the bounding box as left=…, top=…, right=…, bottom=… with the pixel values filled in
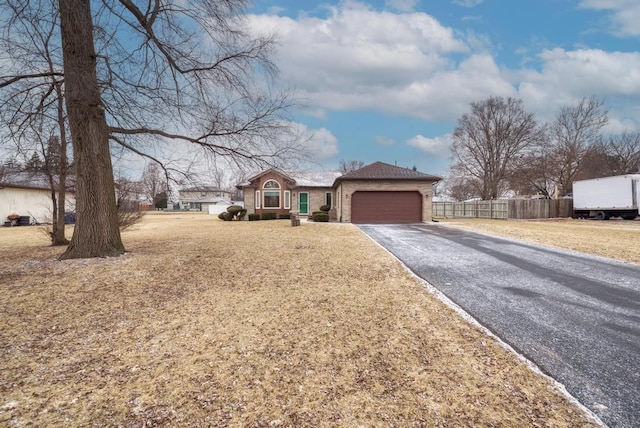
left=336, top=161, right=441, bottom=182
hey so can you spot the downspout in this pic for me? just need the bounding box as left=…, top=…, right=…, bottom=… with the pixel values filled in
left=339, top=185, right=343, bottom=222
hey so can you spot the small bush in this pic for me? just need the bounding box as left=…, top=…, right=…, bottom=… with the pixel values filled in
left=119, top=209, right=145, bottom=230
left=279, top=213, right=291, bottom=219
left=219, top=205, right=247, bottom=221
left=227, top=205, right=244, bottom=215
left=312, top=212, right=329, bottom=222
left=217, top=212, right=234, bottom=221
left=319, top=204, right=331, bottom=212
left=261, top=212, right=277, bottom=220
left=248, top=213, right=260, bottom=221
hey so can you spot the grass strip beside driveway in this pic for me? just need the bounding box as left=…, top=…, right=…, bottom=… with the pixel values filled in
left=0, top=213, right=600, bottom=426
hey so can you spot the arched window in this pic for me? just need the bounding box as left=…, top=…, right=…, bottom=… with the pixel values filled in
left=263, top=180, right=281, bottom=208
left=263, top=180, right=280, bottom=189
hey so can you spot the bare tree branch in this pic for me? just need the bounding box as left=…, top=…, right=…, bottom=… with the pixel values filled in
left=451, top=96, right=546, bottom=199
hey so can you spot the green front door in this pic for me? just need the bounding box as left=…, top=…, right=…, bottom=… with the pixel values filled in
left=299, top=192, right=309, bottom=215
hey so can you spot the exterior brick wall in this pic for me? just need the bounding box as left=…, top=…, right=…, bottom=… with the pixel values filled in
left=336, top=180, right=435, bottom=223
left=241, top=172, right=335, bottom=219
left=296, top=188, right=332, bottom=214
left=240, top=167, right=437, bottom=223
left=245, top=190, right=255, bottom=216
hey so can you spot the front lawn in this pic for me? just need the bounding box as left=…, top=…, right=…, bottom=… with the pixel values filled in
left=0, top=213, right=600, bottom=426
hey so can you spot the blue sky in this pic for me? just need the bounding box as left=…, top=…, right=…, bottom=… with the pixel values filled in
left=241, top=0, right=640, bottom=175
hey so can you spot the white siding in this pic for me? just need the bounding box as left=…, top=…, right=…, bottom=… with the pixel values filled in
left=0, top=187, right=76, bottom=224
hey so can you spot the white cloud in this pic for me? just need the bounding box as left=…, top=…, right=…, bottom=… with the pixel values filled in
left=300, top=107, right=328, bottom=120
left=578, top=0, right=640, bottom=37
left=386, top=0, right=418, bottom=12
left=517, top=48, right=640, bottom=119
left=406, top=134, right=452, bottom=157
left=452, top=0, right=485, bottom=8
left=246, top=3, right=514, bottom=122
left=246, top=2, right=639, bottom=129
left=380, top=54, right=515, bottom=121
left=267, top=3, right=467, bottom=88
left=290, top=123, right=339, bottom=159
left=375, top=136, right=396, bottom=145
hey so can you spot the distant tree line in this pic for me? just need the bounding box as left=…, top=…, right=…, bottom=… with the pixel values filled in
left=447, top=96, right=640, bottom=201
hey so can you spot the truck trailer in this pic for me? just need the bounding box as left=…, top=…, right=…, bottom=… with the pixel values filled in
left=573, top=174, right=640, bottom=220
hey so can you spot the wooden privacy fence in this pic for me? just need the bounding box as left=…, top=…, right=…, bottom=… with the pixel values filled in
left=433, top=199, right=573, bottom=220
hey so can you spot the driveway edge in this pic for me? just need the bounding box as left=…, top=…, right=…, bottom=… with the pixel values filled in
left=359, top=226, right=606, bottom=428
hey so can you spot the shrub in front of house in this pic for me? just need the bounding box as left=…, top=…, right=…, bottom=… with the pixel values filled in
left=248, top=213, right=260, bottom=221
left=319, top=204, right=331, bottom=212
left=261, top=212, right=277, bottom=220
left=219, top=212, right=234, bottom=221
left=218, top=205, right=248, bottom=221
left=312, top=212, right=329, bottom=222
left=279, top=213, right=291, bottom=219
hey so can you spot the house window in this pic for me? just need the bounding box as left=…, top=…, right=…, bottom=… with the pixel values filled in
left=263, top=191, right=280, bottom=208
left=284, top=190, right=291, bottom=209
left=262, top=180, right=281, bottom=208
left=264, top=180, right=280, bottom=189
left=325, top=192, right=332, bottom=208
left=255, top=190, right=260, bottom=209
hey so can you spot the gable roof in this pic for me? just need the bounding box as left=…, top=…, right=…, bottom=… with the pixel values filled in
left=236, top=162, right=441, bottom=189
left=285, top=170, right=343, bottom=187
left=179, top=186, right=229, bottom=193
left=334, top=161, right=442, bottom=183
left=237, top=168, right=341, bottom=189
left=0, top=171, right=76, bottom=192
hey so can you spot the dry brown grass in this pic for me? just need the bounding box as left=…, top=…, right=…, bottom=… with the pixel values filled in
left=0, top=213, right=601, bottom=427
left=438, top=217, right=640, bottom=265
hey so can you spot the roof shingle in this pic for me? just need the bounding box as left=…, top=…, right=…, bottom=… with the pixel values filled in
left=335, top=161, right=441, bottom=182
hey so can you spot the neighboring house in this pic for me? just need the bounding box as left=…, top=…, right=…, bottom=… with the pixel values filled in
left=178, top=186, right=233, bottom=212
left=237, top=161, right=441, bottom=223
left=0, top=173, right=76, bottom=224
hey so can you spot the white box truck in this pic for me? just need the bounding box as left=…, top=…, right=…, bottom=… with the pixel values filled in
left=573, top=174, right=640, bottom=220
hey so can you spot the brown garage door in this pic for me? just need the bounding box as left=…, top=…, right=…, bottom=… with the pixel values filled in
left=351, top=191, right=422, bottom=224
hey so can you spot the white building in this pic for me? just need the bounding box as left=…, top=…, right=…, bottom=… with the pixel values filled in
left=178, top=186, right=233, bottom=211
left=1, top=178, right=76, bottom=225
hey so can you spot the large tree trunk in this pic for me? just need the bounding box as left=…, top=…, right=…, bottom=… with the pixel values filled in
left=58, top=0, right=124, bottom=259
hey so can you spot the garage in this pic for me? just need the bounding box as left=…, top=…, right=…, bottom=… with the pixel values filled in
left=351, top=191, right=422, bottom=223
left=333, top=161, right=441, bottom=224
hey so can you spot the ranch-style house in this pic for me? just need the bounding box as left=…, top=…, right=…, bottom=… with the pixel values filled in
left=237, top=161, right=441, bottom=223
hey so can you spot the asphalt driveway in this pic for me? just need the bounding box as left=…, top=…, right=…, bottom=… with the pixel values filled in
left=359, top=223, right=640, bottom=428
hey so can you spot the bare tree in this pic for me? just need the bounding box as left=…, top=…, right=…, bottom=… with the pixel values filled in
left=602, top=131, right=640, bottom=175
left=508, top=141, right=557, bottom=197
left=140, top=163, right=167, bottom=208
left=451, top=96, right=546, bottom=200
left=443, top=170, right=481, bottom=201
left=0, top=0, right=71, bottom=245
left=551, top=96, right=608, bottom=194
left=1, top=0, right=308, bottom=259
left=210, top=166, right=228, bottom=193
left=114, top=173, right=145, bottom=229
left=338, top=159, right=365, bottom=174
